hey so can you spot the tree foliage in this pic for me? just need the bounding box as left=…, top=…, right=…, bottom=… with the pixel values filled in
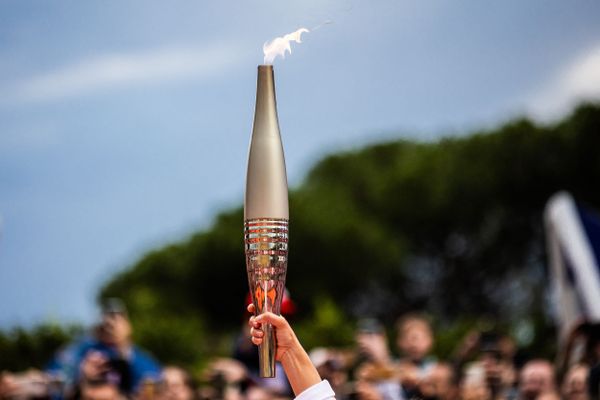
left=3, top=104, right=599, bottom=370
left=98, top=103, right=600, bottom=366
left=0, top=324, right=82, bottom=371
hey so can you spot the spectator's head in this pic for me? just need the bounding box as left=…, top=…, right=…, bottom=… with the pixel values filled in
left=561, top=363, right=589, bottom=400
left=395, top=313, right=433, bottom=363
left=80, top=381, right=123, bottom=400
left=518, top=359, right=556, bottom=400
left=460, top=362, right=492, bottom=400
left=310, top=347, right=348, bottom=388
left=419, top=362, right=458, bottom=400
left=245, top=385, right=276, bottom=400
left=158, top=366, right=195, bottom=400
left=101, top=298, right=128, bottom=317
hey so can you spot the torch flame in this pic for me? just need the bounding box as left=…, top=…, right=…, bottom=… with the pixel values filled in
left=263, top=28, right=310, bottom=64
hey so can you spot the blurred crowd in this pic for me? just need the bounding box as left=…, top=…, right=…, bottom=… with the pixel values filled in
left=1, top=298, right=599, bottom=400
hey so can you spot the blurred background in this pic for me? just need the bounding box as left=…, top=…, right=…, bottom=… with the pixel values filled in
left=1, top=1, right=600, bottom=399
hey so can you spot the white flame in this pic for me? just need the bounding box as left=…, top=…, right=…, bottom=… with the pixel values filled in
left=263, top=28, right=310, bottom=64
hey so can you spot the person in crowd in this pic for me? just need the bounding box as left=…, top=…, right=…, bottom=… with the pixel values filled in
left=201, top=358, right=255, bottom=400
left=352, top=362, right=402, bottom=400
left=244, top=385, right=280, bottom=400
left=478, top=335, right=517, bottom=400
left=582, top=324, right=600, bottom=399
left=351, top=318, right=402, bottom=400
left=46, top=298, right=162, bottom=398
left=394, top=313, right=436, bottom=398
left=557, top=322, right=600, bottom=398
left=460, top=362, right=492, bottom=400
left=395, top=314, right=435, bottom=368
left=78, top=380, right=124, bottom=400
left=561, top=363, right=589, bottom=400
left=418, top=362, right=458, bottom=400
left=451, top=329, right=518, bottom=400
left=247, top=304, right=335, bottom=400
left=355, top=319, right=391, bottom=367
left=517, top=359, right=557, bottom=400
left=155, top=366, right=196, bottom=400
left=0, top=369, right=52, bottom=400
left=309, top=348, right=350, bottom=400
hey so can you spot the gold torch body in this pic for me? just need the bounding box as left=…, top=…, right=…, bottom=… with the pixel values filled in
left=244, top=65, right=289, bottom=378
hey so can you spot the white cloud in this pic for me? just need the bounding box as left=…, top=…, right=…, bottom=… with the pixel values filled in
left=527, top=45, right=600, bottom=120
left=10, top=42, right=246, bottom=104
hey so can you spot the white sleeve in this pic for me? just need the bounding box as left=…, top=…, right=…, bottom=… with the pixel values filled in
left=294, top=380, right=336, bottom=400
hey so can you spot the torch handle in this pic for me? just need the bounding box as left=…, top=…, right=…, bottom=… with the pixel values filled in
left=258, top=322, right=277, bottom=378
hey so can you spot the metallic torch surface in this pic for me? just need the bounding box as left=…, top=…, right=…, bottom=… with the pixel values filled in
left=244, top=65, right=289, bottom=378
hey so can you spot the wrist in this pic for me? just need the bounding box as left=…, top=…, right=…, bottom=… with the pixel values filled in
left=280, top=339, right=305, bottom=364
left=281, top=340, right=321, bottom=396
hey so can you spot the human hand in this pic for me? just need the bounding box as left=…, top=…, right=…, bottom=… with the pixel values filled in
left=454, top=330, right=480, bottom=360
left=354, top=380, right=383, bottom=400
left=247, top=303, right=299, bottom=361
left=0, top=370, right=49, bottom=399
left=356, top=333, right=390, bottom=364
left=355, top=362, right=397, bottom=382
left=396, top=360, right=420, bottom=389
left=0, top=371, right=20, bottom=399
left=247, top=303, right=322, bottom=395
left=102, top=313, right=132, bottom=355
left=80, top=351, right=110, bottom=381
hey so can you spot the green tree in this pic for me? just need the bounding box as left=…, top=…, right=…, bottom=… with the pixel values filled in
left=97, top=103, right=600, bottom=365
left=0, top=323, right=82, bottom=371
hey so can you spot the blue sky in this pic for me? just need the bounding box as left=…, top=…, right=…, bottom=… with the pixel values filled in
left=1, top=0, right=600, bottom=328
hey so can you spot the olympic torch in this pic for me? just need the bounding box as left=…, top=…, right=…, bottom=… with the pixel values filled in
left=244, top=64, right=289, bottom=378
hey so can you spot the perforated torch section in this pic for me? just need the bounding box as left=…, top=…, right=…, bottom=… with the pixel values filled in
left=244, top=218, right=289, bottom=315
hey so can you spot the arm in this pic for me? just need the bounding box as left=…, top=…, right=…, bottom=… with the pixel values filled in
left=247, top=305, right=322, bottom=396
